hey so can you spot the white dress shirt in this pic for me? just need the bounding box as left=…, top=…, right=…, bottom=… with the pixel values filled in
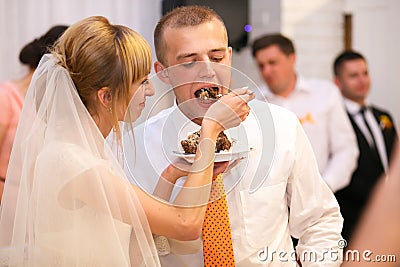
left=124, top=99, right=343, bottom=267
left=257, top=76, right=359, bottom=192
left=344, top=99, right=388, bottom=172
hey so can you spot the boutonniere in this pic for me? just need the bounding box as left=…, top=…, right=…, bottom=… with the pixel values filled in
left=299, top=112, right=315, bottom=125
left=379, top=115, right=393, bottom=130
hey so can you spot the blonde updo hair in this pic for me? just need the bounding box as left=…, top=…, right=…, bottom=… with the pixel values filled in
left=51, top=16, right=152, bottom=141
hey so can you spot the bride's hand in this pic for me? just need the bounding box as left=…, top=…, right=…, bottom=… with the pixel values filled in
left=203, top=87, right=255, bottom=132
left=161, top=158, right=191, bottom=184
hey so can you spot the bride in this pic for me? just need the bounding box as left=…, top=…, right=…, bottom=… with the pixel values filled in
left=0, top=16, right=252, bottom=266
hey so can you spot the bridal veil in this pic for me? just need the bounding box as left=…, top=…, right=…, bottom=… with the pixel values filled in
left=0, top=55, right=160, bottom=266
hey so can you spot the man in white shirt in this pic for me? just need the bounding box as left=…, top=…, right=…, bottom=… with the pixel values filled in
left=126, top=6, right=343, bottom=266
left=251, top=34, right=358, bottom=193
left=333, top=50, right=398, bottom=242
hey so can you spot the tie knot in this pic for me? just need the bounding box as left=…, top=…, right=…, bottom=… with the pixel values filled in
left=360, top=106, right=368, bottom=115
left=212, top=173, right=223, bottom=182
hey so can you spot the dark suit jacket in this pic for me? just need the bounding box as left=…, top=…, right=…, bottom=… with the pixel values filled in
left=335, top=106, right=398, bottom=241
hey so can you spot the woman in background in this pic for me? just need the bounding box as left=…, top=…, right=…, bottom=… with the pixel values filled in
left=0, top=25, right=68, bottom=202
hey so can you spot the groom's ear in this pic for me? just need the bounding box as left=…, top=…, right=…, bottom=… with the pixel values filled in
left=154, top=61, right=170, bottom=84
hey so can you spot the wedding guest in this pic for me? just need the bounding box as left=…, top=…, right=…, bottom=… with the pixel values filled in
left=251, top=33, right=358, bottom=193
left=126, top=6, right=344, bottom=266
left=0, top=25, right=68, bottom=203
left=333, top=50, right=398, bottom=242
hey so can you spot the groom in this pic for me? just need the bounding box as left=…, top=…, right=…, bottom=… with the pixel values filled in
left=126, top=5, right=343, bottom=267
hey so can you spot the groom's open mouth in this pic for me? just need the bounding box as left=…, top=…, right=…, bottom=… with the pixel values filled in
left=194, top=86, right=222, bottom=103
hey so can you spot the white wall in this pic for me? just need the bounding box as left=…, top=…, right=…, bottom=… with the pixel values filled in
left=281, top=0, right=343, bottom=79
left=0, top=0, right=161, bottom=81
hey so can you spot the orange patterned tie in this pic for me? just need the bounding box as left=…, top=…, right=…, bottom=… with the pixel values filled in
left=202, top=174, right=235, bottom=266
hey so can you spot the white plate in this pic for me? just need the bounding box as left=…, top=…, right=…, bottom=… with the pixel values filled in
left=172, top=149, right=251, bottom=163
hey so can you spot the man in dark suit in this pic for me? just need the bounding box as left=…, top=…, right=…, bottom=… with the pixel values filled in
left=333, top=50, right=398, bottom=242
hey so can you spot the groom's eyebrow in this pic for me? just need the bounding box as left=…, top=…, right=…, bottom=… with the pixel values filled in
left=176, top=47, right=227, bottom=61
left=210, top=47, right=227, bottom=53
left=176, top=52, right=197, bottom=61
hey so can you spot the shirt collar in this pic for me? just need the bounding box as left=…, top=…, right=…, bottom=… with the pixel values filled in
left=295, top=75, right=313, bottom=93
left=344, top=98, right=370, bottom=115
left=171, top=99, right=201, bottom=133
left=261, top=74, right=310, bottom=101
